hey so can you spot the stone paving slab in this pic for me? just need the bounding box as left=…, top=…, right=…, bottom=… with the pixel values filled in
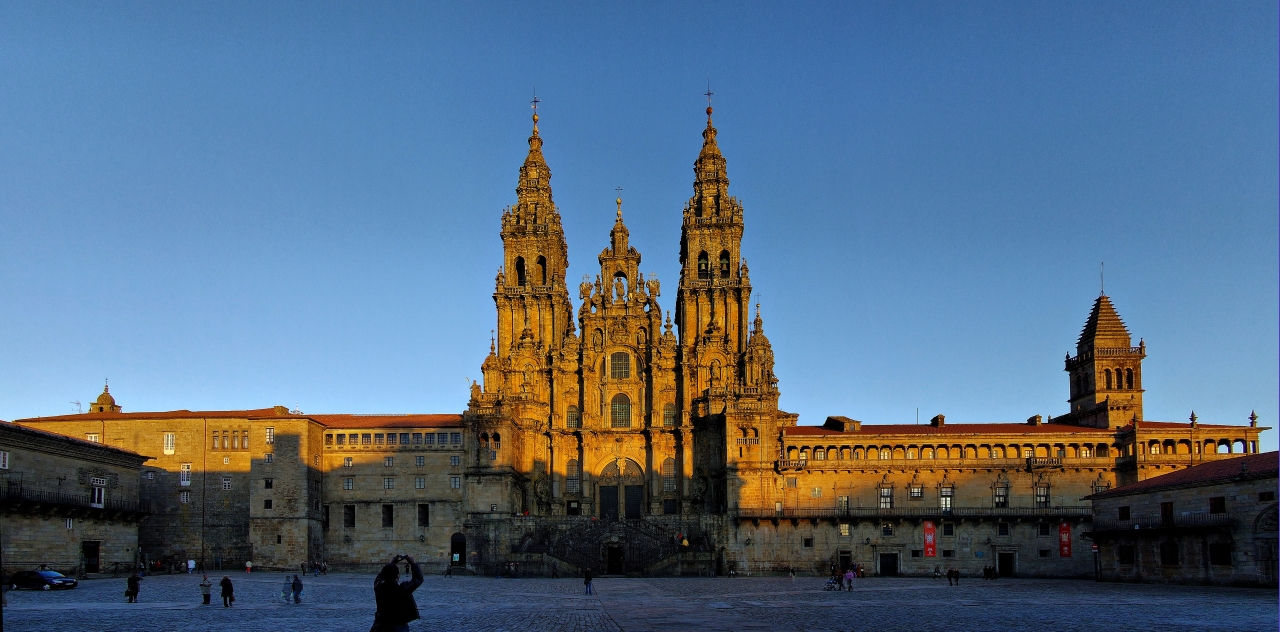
left=1, top=572, right=1274, bottom=632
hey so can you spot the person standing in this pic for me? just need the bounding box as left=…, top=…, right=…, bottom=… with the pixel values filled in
left=370, top=554, right=424, bottom=632
left=125, top=572, right=141, bottom=603
left=281, top=575, right=293, bottom=603
left=199, top=574, right=212, bottom=604
left=245, top=560, right=253, bottom=573
left=844, top=568, right=855, bottom=591
left=583, top=568, right=593, bottom=595
left=291, top=574, right=303, bottom=604
left=220, top=576, right=235, bottom=607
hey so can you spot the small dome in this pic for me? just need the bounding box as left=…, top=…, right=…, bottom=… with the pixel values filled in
left=95, top=384, right=116, bottom=407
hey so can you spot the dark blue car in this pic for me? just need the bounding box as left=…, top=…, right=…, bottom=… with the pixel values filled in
left=9, top=570, right=78, bottom=590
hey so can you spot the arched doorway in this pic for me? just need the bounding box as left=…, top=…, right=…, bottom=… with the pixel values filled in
left=450, top=533, right=467, bottom=567
left=598, top=458, right=645, bottom=520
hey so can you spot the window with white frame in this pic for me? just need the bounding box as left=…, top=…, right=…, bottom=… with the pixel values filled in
left=0, top=451, right=8, bottom=469
left=939, top=485, right=954, bottom=512
left=415, top=456, right=425, bottom=467
left=222, top=476, right=232, bottom=490
left=383, top=477, right=395, bottom=490
left=879, top=486, right=894, bottom=509
left=179, top=463, right=192, bottom=486
left=265, top=427, right=275, bottom=444
left=449, top=476, right=460, bottom=489
left=450, top=455, right=460, bottom=467
left=89, top=477, right=106, bottom=508
left=384, top=457, right=394, bottom=467
left=344, top=457, right=353, bottom=468
left=163, top=432, right=176, bottom=455
left=86, top=433, right=100, bottom=443
left=343, top=477, right=354, bottom=490
left=415, top=477, right=426, bottom=489
left=264, top=453, right=273, bottom=464
left=180, top=490, right=190, bottom=503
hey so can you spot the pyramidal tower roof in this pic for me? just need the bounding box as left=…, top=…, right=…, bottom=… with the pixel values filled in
left=1076, top=295, right=1133, bottom=353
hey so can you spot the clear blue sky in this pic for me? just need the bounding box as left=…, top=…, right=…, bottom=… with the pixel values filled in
left=3, top=2, right=1276, bottom=451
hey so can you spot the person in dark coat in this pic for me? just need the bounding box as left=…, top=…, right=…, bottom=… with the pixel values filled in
left=291, top=574, right=303, bottom=603
left=219, top=576, right=235, bottom=607
left=370, top=554, right=423, bottom=632
left=583, top=567, right=593, bottom=595
left=125, top=573, right=141, bottom=602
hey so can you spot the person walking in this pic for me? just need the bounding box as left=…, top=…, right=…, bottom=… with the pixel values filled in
left=844, top=568, right=855, bottom=591
left=281, top=575, right=293, bottom=603
left=369, top=554, right=424, bottom=632
left=291, top=574, right=303, bottom=604
left=125, top=572, right=141, bottom=603
left=220, top=576, right=235, bottom=607
left=199, top=574, right=212, bottom=604
left=583, top=568, right=594, bottom=595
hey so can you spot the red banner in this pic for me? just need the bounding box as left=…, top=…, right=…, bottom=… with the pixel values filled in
left=1059, top=522, right=1072, bottom=557
left=923, top=520, right=936, bottom=557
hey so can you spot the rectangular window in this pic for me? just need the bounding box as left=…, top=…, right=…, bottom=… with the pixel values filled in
left=939, top=486, right=953, bottom=512
left=86, top=433, right=100, bottom=443
left=89, top=485, right=105, bottom=508
left=343, top=477, right=354, bottom=490
left=325, top=434, right=334, bottom=446
left=343, top=505, right=355, bottom=528
left=908, top=485, right=923, bottom=499
left=1208, top=496, right=1226, bottom=514
left=179, top=490, right=190, bottom=503
left=383, top=477, right=395, bottom=490
left=374, top=433, right=384, bottom=445
left=415, top=477, right=426, bottom=489
left=322, top=505, right=330, bottom=531
left=387, top=433, right=397, bottom=445
left=942, top=523, right=955, bottom=537
left=362, top=434, right=372, bottom=445
left=400, top=433, right=411, bottom=444
left=263, top=499, right=273, bottom=510
left=348, top=433, right=358, bottom=445
left=1034, top=485, right=1050, bottom=508
left=384, top=457, right=395, bottom=467
left=998, top=522, right=1010, bottom=536
left=437, top=432, right=448, bottom=445
left=993, top=486, right=1009, bottom=508
left=879, top=487, right=893, bottom=509
left=382, top=504, right=394, bottom=528
left=1117, top=545, right=1135, bottom=565
left=163, top=432, right=176, bottom=455
left=1118, top=506, right=1131, bottom=521
left=1208, top=542, right=1232, bottom=566
left=786, top=477, right=798, bottom=488
left=222, top=476, right=232, bottom=491
left=0, top=451, right=8, bottom=469
left=942, top=549, right=955, bottom=558
left=265, top=427, right=274, bottom=444
left=416, top=456, right=425, bottom=467
left=811, top=487, right=823, bottom=499
left=418, top=433, right=429, bottom=445
left=911, top=549, right=922, bottom=558
left=838, top=496, right=850, bottom=512
left=1039, top=549, right=1051, bottom=558
left=344, top=457, right=353, bottom=468
left=264, top=453, right=274, bottom=464
left=449, top=476, right=460, bottom=489
left=264, top=478, right=273, bottom=489
left=179, top=463, right=192, bottom=486
left=1038, top=522, right=1051, bottom=536
left=66, top=518, right=74, bottom=529
left=418, top=503, right=430, bottom=527
left=839, top=523, right=851, bottom=537
left=450, top=455, right=460, bottom=467
left=451, top=433, right=462, bottom=445
left=802, top=537, right=814, bottom=549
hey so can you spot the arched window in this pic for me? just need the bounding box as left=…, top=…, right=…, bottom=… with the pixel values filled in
left=1081, top=446, right=1092, bottom=458
left=566, top=459, right=581, bottom=494
left=1125, top=369, right=1134, bottom=389
left=515, top=257, right=526, bottom=286
left=718, top=250, right=731, bottom=278
left=697, top=251, right=710, bottom=280
left=536, top=255, right=547, bottom=285
left=479, top=432, right=489, bottom=449
left=566, top=406, right=581, bottom=429
left=491, top=433, right=500, bottom=450
left=813, top=448, right=826, bottom=460
left=611, top=394, right=631, bottom=428
left=663, top=404, right=676, bottom=428
left=662, top=458, right=676, bottom=492
left=1104, top=369, right=1112, bottom=389
left=610, top=352, right=631, bottom=379
left=880, top=448, right=891, bottom=460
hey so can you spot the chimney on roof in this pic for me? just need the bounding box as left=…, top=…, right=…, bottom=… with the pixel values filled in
left=930, top=414, right=945, bottom=427
left=823, top=416, right=861, bottom=432
left=1028, top=414, right=1043, bottom=426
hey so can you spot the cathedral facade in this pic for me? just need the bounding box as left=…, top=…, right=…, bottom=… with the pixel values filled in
left=9, top=105, right=1269, bottom=580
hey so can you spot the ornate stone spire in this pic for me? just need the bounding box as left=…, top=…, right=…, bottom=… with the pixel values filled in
left=512, top=100, right=557, bottom=227
left=692, top=103, right=730, bottom=217
left=609, top=197, right=630, bottom=253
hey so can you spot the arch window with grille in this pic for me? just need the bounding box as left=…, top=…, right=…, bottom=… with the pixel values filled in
left=611, top=394, right=631, bottom=428
left=566, top=459, right=581, bottom=494
left=663, top=405, right=676, bottom=428
left=610, top=352, right=631, bottom=379
left=662, top=458, right=677, bottom=492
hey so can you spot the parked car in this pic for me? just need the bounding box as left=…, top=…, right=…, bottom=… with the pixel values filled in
left=9, top=570, right=78, bottom=590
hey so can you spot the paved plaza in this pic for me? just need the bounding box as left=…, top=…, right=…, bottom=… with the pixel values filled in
left=2, top=571, right=1275, bottom=632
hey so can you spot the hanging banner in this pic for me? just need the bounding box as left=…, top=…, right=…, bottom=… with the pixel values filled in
left=923, top=520, right=936, bottom=557
left=1059, top=522, right=1072, bottom=557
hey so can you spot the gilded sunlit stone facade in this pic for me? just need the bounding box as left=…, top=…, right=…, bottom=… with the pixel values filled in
left=10, top=103, right=1269, bottom=579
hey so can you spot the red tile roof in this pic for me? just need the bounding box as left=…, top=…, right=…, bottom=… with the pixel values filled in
left=784, top=422, right=1116, bottom=438
left=13, top=409, right=463, bottom=429
left=308, top=414, right=462, bottom=429
left=1088, top=451, right=1278, bottom=499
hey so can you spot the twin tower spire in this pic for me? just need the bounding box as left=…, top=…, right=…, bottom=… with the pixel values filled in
left=487, top=98, right=774, bottom=401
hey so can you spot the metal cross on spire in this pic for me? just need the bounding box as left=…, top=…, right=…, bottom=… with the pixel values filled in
left=531, top=93, right=540, bottom=113
left=704, top=85, right=714, bottom=108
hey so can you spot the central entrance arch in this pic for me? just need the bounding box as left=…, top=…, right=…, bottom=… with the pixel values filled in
left=598, top=458, right=645, bottom=520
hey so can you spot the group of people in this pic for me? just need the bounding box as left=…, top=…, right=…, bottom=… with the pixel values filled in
left=280, top=574, right=305, bottom=603
left=125, top=573, right=236, bottom=606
